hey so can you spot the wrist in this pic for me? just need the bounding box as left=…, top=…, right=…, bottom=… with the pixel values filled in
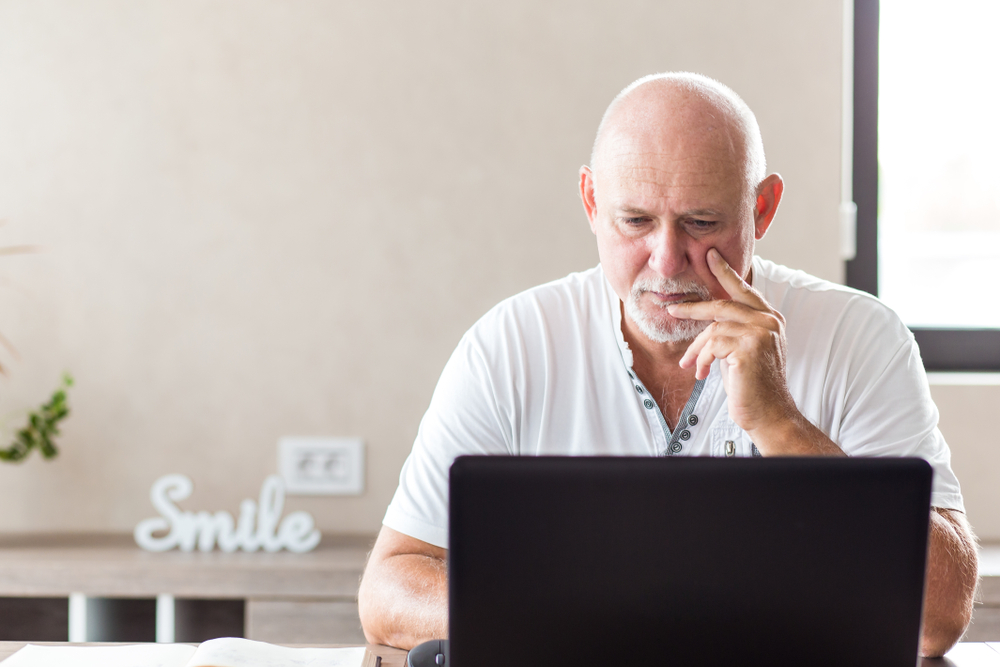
left=745, top=410, right=845, bottom=457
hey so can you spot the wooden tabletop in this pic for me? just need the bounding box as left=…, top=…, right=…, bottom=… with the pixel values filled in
left=3, top=642, right=1000, bottom=666
left=0, top=533, right=375, bottom=599
left=0, top=641, right=408, bottom=666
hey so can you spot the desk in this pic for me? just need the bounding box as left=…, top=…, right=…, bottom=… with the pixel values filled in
left=0, top=642, right=408, bottom=666
left=0, top=642, right=998, bottom=666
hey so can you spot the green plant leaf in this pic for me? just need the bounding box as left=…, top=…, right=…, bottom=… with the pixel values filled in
left=0, top=374, right=73, bottom=463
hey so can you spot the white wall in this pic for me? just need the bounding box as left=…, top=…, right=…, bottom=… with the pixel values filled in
left=3, top=0, right=991, bottom=541
left=932, top=383, right=1000, bottom=541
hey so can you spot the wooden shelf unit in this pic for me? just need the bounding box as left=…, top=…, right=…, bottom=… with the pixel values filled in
left=0, top=533, right=374, bottom=644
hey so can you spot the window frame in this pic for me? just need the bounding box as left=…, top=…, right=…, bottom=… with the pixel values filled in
left=845, top=0, right=1000, bottom=372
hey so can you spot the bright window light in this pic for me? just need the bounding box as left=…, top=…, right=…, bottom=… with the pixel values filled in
left=878, top=0, right=1000, bottom=328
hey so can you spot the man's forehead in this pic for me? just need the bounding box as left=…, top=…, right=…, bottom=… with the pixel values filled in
left=603, top=153, right=740, bottom=181
left=596, top=149, right=745, bottom=202
left=592, top=81, right=750, bottom=177
left=601, top=110, right=741, bottom=161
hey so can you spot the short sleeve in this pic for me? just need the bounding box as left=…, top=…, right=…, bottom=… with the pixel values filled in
left=382, top=331, right=514, bottom=548
left=831, top=300, right=964, bottom=512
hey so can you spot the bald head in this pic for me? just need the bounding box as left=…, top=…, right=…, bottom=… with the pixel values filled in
left=590, top=73, right=766, bottom=204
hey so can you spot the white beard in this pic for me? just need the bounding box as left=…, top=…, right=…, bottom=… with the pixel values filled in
left=625, top=277, right=712, bottom=344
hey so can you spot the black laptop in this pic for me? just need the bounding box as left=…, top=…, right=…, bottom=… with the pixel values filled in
left=448, top=456, right=932, bottom=667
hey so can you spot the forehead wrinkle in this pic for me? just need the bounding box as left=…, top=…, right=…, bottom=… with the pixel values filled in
left=606, top=115, right=743, bottom=161
left=602, top=159, right=744, bottom=190
left=601, top=144, right=741, bottom=175
left=605, top=151, right=738, bottom=166
left=614, top=203, right=724, bottom=218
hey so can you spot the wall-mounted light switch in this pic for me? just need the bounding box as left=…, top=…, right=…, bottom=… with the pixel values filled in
left=278, top=437, right=365, bottom=496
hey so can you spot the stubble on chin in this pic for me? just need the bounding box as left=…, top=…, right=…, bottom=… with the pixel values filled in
left=625, top=278, right=712, bottom=345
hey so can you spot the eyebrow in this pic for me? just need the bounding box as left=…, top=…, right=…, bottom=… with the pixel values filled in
left=614, top=206, right=724, bottom=217
left=681, top=208, right=724, bottom=217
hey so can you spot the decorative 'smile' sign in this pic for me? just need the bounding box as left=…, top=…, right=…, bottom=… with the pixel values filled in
left=134, top=474, right=321, bottom=553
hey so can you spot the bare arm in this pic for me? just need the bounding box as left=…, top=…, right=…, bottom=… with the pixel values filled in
left=358, top=526, right=448, bottom=650
left=921, top=508, right=978, bottom=657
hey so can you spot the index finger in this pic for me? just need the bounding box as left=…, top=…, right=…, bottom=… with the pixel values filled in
left=707, top=248, right=767, bottom=310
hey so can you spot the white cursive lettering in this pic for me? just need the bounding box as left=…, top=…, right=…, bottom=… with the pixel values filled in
left=134, top=474, right=321, bottom=553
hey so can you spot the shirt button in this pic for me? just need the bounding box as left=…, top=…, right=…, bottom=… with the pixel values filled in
left=669, top=442, right=683, bottom=454
left=679, top=430, right=691, bottom=441
left=725, top=440, right=736, bottom=457
left=635, top=385, right=644, bottom=394
left=643, top=399, right=654, bottom=409
left=687, top=414, right=699, bottom=426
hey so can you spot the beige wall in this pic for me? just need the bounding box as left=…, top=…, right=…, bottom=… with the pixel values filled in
left=933, top=383, right=1000, bottom=541
left=0, top=0, right=993, bottom=540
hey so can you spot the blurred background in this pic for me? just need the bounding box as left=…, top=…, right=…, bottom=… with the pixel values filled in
left=0, top=0, right=993, bottom=543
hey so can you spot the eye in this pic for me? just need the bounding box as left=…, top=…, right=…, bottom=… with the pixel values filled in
left=686, top=218, right=717, bottom=230
left=619, top=216, right=650, bottom=227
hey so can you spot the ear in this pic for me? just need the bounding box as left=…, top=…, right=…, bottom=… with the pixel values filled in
left=753, top=173, right=784, bottom=240
left=579, top=166, right=598, bottom=234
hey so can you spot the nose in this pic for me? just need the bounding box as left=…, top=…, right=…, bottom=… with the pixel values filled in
left=646, top=224, right=689, bottom=278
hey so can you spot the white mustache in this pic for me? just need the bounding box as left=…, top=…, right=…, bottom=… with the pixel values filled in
left=631, top=278, right=711, bottom=305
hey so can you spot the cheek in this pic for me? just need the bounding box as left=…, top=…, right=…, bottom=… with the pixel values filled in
left=699, top=228, right=755, bottom=298
left=716, top=245, right=750, bottom=274
left=594, top=229, right=648, bottom=297
left=685, top=243, right=727, bottom=297
left=728, top=225, right=757, bottom=277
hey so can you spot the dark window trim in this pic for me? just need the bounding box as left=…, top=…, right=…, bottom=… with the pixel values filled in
left=845, top=0, right=1000, bottom=372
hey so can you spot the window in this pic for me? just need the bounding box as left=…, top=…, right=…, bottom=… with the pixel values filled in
left=846, top=0, right=1000, bottom=371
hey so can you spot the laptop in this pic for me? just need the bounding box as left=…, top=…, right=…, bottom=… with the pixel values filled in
left=448, top=456, right=932, bottom=667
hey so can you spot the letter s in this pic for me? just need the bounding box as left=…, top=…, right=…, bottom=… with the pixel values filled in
left=134, top=474, right=194, bottom=552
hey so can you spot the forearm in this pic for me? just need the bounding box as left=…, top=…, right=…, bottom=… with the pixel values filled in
left=747, top=409, right=846, bottom=457
left=358, top=537, right=448, bottom=649
left=921, top=508, right=978, bottom=657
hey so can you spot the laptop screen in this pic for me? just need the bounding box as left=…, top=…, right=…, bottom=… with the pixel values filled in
left=449, top=456, right=931, bottom=667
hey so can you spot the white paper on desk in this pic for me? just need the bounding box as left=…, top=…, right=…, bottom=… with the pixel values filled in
left=934, top=642, right=1000, bottom=666
left=2, top=639, right=376, bottom=667
left=188, top=638, right=370, bottom=667
left=1, top=643, right=197, bottom=667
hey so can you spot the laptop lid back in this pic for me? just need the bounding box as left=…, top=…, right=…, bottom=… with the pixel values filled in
left=449, top=456, right=932, bottom=667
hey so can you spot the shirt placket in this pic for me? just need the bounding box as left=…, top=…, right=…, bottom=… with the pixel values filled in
left=628, top=370, right=706, bottom=457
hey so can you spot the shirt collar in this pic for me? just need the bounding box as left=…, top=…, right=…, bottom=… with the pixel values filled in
left=600, top=265, right=635, bottom=371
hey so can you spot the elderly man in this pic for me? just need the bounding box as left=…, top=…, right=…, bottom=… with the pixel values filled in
left=358, top=73, right=978, bottom=657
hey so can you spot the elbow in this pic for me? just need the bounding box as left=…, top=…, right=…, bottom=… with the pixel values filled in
left=357, top=559, right=416, bottom=649
left=920, top=613, right=971, bottom=659
left=919, top=509, right=979, bottom=657
left=361, top=623, right=386, bottom=648
left=919, top=566, right=976, bottom=659
left=358, top=590, right=412, bottom=649
left=357, top=569, right=387, bottom=646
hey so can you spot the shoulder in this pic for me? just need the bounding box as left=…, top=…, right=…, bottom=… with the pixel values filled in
left=753, top=256, right=911, bottom=342
left=464, top=265, right=611, bottom=347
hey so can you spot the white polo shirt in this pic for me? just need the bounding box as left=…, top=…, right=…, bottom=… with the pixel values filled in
left=384, top=257, right=964, bottom=549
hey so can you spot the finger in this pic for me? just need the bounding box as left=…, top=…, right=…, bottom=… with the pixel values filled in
left=694, top=340, right=718, bottom=380
left=679, top=320, right=765, bottom=369
left=668, top=299, right=777, bottom=326
left=707, top=248, right=768, bottom=310
left=693, top=335, right=741, bottom=380
left=678, top=323, right=713, bottom=369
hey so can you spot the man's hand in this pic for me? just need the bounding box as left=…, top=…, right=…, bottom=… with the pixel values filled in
left=358, top=526, right=448, bottom=649
left=666, top=248, right=842, bottom=456
left=667, top=248, right=789, bottom=432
